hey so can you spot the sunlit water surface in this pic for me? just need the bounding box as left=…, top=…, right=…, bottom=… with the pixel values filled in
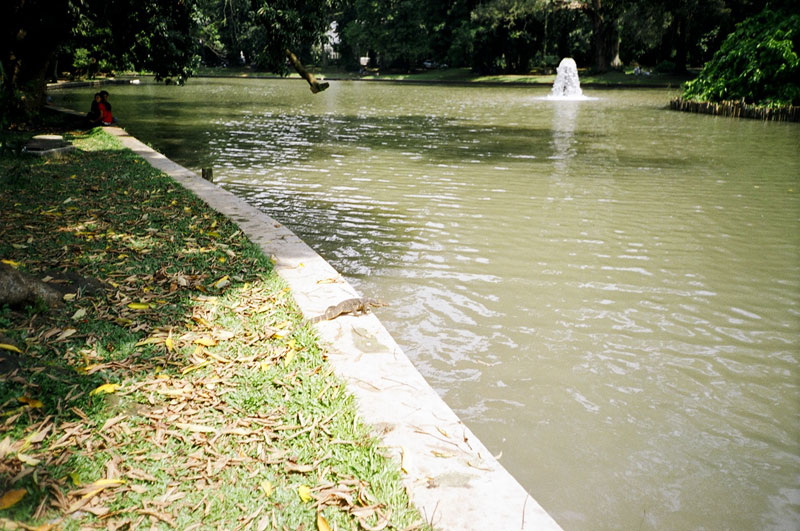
left=54, top=79, right=800, bottom=530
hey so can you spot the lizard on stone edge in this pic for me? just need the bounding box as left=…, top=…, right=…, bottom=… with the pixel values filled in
left=304, top=297, right=387, bottom=325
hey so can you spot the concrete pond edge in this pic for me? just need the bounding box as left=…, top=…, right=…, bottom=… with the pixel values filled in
left=60, top=116, right=562, bottom=529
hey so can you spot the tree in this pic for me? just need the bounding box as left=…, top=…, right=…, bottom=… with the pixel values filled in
left=341, top=0, right=434, bottom=70
left=470, top=0, right=545, bottom=74
left=1, top=0, right=198, bottom=128
left=681, top=6, right=800, bottom=105
left=1, top=0, right=339, bottom=128
left=1, top=0, right=75, bottom=127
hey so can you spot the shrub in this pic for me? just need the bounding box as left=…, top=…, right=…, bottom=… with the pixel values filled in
left=682, top=8, right=800, bottom=106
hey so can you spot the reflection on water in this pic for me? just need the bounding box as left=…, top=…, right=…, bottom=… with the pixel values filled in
left=52, top=80, right=800, bottom=530
left=550, top=100, right=579, bottom=172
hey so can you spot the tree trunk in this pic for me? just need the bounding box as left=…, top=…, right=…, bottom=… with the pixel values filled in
left=285, top=49, right=329, bottom=94
left=673, top=15, right=688, bottom=73
left=610, top=19, right=623, bottom=70
left=590, top=0, right=609, bottom=72
left=0, top=263, right=64, bottom=308
left=0, top=263, right=106, bottom=309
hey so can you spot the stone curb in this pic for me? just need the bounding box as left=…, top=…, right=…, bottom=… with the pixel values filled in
left=99, top=125, right=562, bottom=531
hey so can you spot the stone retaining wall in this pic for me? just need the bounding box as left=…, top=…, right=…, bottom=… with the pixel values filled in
left=670, top=97, right=800, bottom=122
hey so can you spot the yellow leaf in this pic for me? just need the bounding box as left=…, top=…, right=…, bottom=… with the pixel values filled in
left=297, top=485, right=312, bottom=502
left=127, top=302, right=150, bottom=310
left=92, top=479, right=125, bottom=487
left=193, top=337, right=217, bottom=347
left=90, top=383, right=121, bottom=396
left=213, top=275, right=230, bottom=289
left=0, top=488, right=26, bottom=510
left=135, top=337, right=163, bottom=346
left=0, top=259, right=21, bottom=268
left=317, top=513, right=331, bottom=531
left=260, top=480, right=273, bottom=497
left=182, top=361, right=210, bottom=374
left=284, top=349, right=296, bottom=366
left=78, top=363, right=99, bottom=374
left=0, top=343, right=22, bottom=354
left=62, top=293, right=76, bottom=301
left=165, top=331, right=175, bottom=352
left=71, top=308, right=87, bottom=321
left=70, top=472, right=82, bottom=486
left=18, top=396, right=43, bottom=408
left=191, top=316, right=211, bottom=328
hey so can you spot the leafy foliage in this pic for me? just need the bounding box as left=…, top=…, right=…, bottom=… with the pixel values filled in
left=682, top=7, right=800, bottom=105
left=253, top=0, right=338, bottom=74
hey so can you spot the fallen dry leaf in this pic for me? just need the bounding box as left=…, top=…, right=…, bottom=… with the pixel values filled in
left=90, top=383, right=121, bottom=396
left=298, top=485, right=312, bottom=502
left=317, top=513, right=332, bottom=531
left=0, top=343, right=22, bottom=354
left=18, top=396, right=43, bottom=408
left=0, top=489, right=26, bottom=510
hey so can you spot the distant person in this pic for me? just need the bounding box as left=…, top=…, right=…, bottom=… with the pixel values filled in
left=99, top=90, right=117, bottom=125
left=87, top=92, right=103, bottom=125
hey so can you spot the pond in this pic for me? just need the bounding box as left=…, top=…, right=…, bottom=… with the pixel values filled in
left=52, top=79, right=800, bottom=530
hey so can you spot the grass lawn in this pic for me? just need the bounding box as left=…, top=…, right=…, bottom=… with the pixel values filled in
left=0, top=124, right=427, bottom=530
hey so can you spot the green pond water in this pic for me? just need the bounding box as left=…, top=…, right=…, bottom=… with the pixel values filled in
left=53, top=79, right=800, bottom=530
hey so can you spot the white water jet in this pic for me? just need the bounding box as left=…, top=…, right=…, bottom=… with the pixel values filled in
left=547, top=57, right=590, bottom=101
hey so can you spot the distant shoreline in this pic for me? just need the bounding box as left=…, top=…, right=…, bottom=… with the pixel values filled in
left=48, top=66, right=693, bottom=91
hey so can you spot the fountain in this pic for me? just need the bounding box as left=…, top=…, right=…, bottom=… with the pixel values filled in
left=547, top=57, right=589, bottom=100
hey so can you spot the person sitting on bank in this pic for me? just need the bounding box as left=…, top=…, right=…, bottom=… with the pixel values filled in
left=99, top=90, right=118, bottom=125
left=87, top=93, right=103, bottom=125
